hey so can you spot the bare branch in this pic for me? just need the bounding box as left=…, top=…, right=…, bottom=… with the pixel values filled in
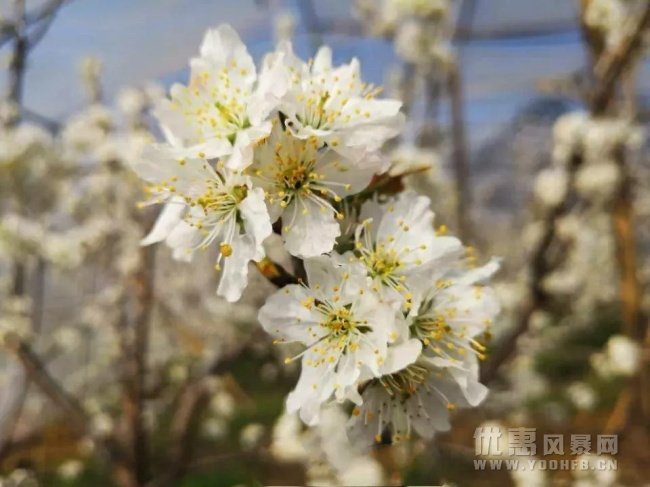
left=481, top=151, right=583, bottom=383
left=0, top=0, right=68, bottom=48
left=256, top=258, right=300, bottom=288
left=591, top=5, right=650, bottom=115
left=446, top=59, right=472, bottom=241
left=482, top=4, right=650, bottom=383
left=3, top=334, right=89, bottom=436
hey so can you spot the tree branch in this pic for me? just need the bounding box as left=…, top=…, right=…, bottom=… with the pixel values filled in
left=447, top=59, right=472, bottom=242
left=591, top=4, right=650, bottom=115
left=482, top=3, right=650, bottom=383
left=256, top=258, right=300, bottom=288
left=3, top=334, right=89, bottom=436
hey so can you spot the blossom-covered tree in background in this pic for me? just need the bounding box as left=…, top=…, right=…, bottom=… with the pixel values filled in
left=0, top=1, right=649, bottom=486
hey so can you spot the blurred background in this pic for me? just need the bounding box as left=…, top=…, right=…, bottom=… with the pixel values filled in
left=0, top=0, right=649, bottom=485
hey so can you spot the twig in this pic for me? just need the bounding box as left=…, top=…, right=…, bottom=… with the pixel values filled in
left=3, top=335, right=140, bottom=486
left=611, top=146, right=643, bottom=338
left=3, top=334, right=89, bottom=436
left=481, top=152, right=583, bottom=383
left=481, top=3, right=650, bottom=383
left=446, top=59, right=472, bottom=242
left=121, top=241, right=156, bottom=484
left=0, top=258, right=47, bottom=461
left=591, top=5, right=650, bottom=115
left=148, top=327, right=266, bottom=487
left=146, top=380, right=211, bottom=487
left=0, top=0, right=68, bottom=48
left=0, top=0, right=32, bottom=464
left=256, top=258, right=300, bottom=288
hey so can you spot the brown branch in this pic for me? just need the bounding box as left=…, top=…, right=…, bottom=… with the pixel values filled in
left=3, top=334, right=89, bottom=436
left=599, top=6, right=650, bottom=435
left=0, top=258, right=47, bottom=462
left=481, top=151, right=583, bottom=383
left=482, top=2, right=650, bottom=383
left=446, top=59, right=472, bottom=242
left=0, top=0, right=68, bottom=48
left=611, top=148, right=643, bottom=338
left=5, top=0, right=27, bottom=119
left=146, top=380, right=212, bottom=487
left=121, top=242, right=156, bottom=484
left=148, top=327, right=266, bottom=487
left=256, top=258, right=300, bottom=288
left=591, top=4, right=650, bottom=115
left=3, top=335, right=139, bottom=486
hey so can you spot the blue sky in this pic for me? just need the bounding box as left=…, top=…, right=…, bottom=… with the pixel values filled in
left=2, top=0, right=648, bottom=140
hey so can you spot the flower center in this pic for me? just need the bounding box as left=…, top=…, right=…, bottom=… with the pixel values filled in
left=297, top=91, right=333, bottom=129
left=323, top=306, right=357, bottom=337
left=412, top=299, right=488, bottom=362
left=194, top=183, right=246, bottom=217
left=176, top=68, right=253, bottom=143
left=358, top=244, right=405, bottom=289
left=378, top=363, right=429, bottom=399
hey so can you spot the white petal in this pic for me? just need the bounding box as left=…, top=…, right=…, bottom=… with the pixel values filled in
left=380, top=339, right=422, bottom=375
left=198, top=24, right=255, bottom=79
left=166, top=220, right=202, bottom=262
left=282, top=199, right=340, bottom=258
left=216, top=232, right=256, bottom=302
left=258, top=285, right=322, bottom=343
left=313, top=46, right=332, bottom=73
left=141, top=199, right=186, bottom=246
left=239, top=187, right=272, bottom=260
left=226, top=122, right=272, bottom=170
left=457, top=257, right=501, bottom=285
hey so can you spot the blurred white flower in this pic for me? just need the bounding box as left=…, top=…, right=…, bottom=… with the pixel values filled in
left=567, top=382, right=596, bottom=411
left=91, top=413, right=114, bottom=436
left=270, top=411, right=308, bottom=462
left=210, top=390, right=235, bottom=418
left=511, top=461, right=548, bottom=487
left=239, top=423, right=265, bottom=450
left=572, top=453, right=617, bottom=487
left=202, top=418, right=228, bottom=440
left=575, top=162, right=620, bottom=202
left=593, top=335, right=641, bottom=377
left=388, top=144, right=439, bottom=177
left=534, top=167, right=568, bottom=209
left=57, top=460, right=84, bottom=481
left=116, top=87, right=147, bottom=119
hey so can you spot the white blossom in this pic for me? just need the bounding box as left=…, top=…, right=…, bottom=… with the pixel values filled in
left=57, top=460, right=84, bottom=481
left=258, top=256, right=399, bottom=425
left=534, top=167, right=569, bottom=209
left=239, top=423, right=265, bottom=451
left=353, top=191, right=463, bottom=306
left=154, top=24, right=287, bottom=170
left=276, top=43, right=404, bottom=164
left=348, top=257, right=499, bottom=443
left=249, top=122, right=376, bottom=257
left=591, top=334, right=641, bottom=377
left=131, top=145, right=272, bottom=302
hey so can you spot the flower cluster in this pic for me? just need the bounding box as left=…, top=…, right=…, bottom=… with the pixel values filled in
left=131, top=24, right=499, bottom=444
left=356, top=0, right=454, bottom=70
left=259, top=191, right=499, bottom=443
left=130, top=24, right=404, bottom=302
